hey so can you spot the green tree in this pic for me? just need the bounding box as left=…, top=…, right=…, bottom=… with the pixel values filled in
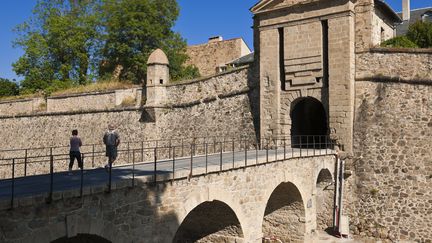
left=13, top=0, right=102, bottom=93
left=406, top=21, right=432, bottom=48
left=100, top=0, right=199, bottom=82
left=0, top=78, right=19, bottom=97
left=14, top=0, right=198, bottom=93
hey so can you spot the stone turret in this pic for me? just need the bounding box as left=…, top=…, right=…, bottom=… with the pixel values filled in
left=145, top=49, right=169, bottom=106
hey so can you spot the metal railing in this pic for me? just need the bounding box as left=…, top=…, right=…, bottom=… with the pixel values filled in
left=0, top=135, right=337, bottom=209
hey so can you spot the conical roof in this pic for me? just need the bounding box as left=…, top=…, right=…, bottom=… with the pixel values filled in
left=147, top=48, right=169, bottom=65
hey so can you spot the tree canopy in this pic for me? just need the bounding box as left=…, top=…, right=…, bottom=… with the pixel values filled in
left=13, top=0, right=199, bottom=94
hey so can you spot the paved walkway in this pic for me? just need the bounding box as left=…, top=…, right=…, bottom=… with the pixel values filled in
left=0, top=147, right=333, bottom=199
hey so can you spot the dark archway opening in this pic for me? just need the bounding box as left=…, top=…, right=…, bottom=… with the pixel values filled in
left=262, top=182, right=305, bottom=242
left=316, top=169, right=334, bottom=231
left=173, top=200, right=244, bottom=243
left=51, top=234, right=111, bottom=243
left=290, top=97, right=328, bottom=148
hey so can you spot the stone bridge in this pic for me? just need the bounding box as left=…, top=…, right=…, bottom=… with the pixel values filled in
left=0, top=154, right=335, bottom=243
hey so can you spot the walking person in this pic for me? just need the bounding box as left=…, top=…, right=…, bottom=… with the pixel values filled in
left=69, top=129, right=83, bottom=175
left=103, top=124, right=120, bottom=172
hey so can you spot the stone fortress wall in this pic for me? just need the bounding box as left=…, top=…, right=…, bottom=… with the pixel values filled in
left=0, top=67, right=258, bottom=178
left=0, top=0, right=431, bottom=242
left=347, top=48, right=432, bottom=242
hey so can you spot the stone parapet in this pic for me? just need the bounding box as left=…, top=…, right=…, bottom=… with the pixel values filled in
left=47, top=88, right=142, bottom=113
left=356, top=48, right=432, bottom=83
left=0, top=97, right=45, bottom=116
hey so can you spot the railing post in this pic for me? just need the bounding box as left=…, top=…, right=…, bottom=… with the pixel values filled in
left=92, top=144, right=95, bottom=168
left=244, top=139, right=247, bottom=167
left=154, top=147, right=157, bottom=184
left=172, top=147, right=176, bottom=182
left=190, top=143, right=193, bottom=178
left=313, top=136, right=316, bottom=156
left=300, top=136, right=302, bottom=157
left=80, top=153, right=84, bottom=197
left=292, top=137, right=294, bottom=158
left=127, top=142, right=130, bottom=164
left=11, top=158, right=15, bottom=209
left=266, top=138, right=269, bottom=163
left=169, top=139, right=172, bottom=158
left=141, top=141, right=144, bottom=162
left=220, top=142, right=223, bottom=171
left=132, top=150, right=135, bottom=187
left=275, top=138, right=278, bottom=161
left=256, top=140, right=258, bottom=165
left=24, top=149, right=28, bottom=177
left=326, top=136, right=328, bottom=155
left=181, top=139, right=184, bottom=157
left=48, top=155, right=53, bottom=203
left=205, top=143, right=208, bottom=174
left=232, top=139, right=235, bottom=169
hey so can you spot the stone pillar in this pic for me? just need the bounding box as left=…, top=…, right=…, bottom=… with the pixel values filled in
left=354, top=0, right=375, bottom=52
left=328, top=14, right=356, bottom=152
left=146, top=48, right=169, bottom=106
left=258, top=28, right=281, bottom=139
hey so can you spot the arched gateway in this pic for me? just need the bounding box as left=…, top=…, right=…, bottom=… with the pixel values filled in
left=291, top=97, right=328, bottom=148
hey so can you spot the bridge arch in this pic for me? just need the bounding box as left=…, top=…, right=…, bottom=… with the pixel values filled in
left=51, top=234, right=111, bottom=243
left=315, top=168, right=334, bottom=230
left=261, top=181, right=306, bottom=242
left=173, top=200, right=244, bottom=242
left=290, top=97, right=328, bottom=148
left=44, top=217, right=120, bottom=243
left=172, top=187, right=248, bottom=242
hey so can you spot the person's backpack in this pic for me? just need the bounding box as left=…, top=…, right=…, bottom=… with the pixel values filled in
left=105, top=131, right=118, bottom=146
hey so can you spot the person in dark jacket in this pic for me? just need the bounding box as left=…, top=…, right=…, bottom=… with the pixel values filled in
left=103, top=124, right=120, bottom=172
left=69, top=129, right=83, bottom=174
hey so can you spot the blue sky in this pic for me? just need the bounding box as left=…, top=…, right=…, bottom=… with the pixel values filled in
left=0, top=0, right=430, bottom=81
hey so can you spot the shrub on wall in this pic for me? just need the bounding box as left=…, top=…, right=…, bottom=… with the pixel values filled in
left=406, top=21, right=432, bottom=48
left=380, top=36, right=419, bottom=48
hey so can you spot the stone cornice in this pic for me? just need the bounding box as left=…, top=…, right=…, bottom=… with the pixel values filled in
left=369, top=47, right=432, bottom=54
left=257, top=9, right=355, bottom=30
left=0, top=107, right=142, bottom=120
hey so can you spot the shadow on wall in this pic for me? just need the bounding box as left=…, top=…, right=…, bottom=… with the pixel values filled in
left=247, top=65, right=261, bottom=142
left=0, top=172, right=181, bottom=243
left=39, top=170, right=247, bottom=243
left=316, top=169, right=334, bottom=231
